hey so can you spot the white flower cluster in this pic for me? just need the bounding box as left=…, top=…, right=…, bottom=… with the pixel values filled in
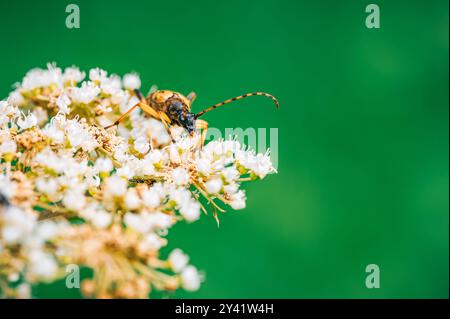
left=0, top=64, right=275, bottom=298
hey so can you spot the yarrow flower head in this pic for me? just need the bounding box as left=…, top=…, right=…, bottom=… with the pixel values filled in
left=0, top=63, right=276, bottom=298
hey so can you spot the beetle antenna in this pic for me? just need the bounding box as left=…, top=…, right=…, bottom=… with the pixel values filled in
left=195, top=92, right=279, bottom=119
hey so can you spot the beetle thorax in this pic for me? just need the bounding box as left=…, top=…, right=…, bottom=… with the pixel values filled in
left=148, top=90, right=190, bottom=112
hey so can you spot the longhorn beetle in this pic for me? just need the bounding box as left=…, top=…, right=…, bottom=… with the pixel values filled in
left=105, top=88, right=279, bottom=147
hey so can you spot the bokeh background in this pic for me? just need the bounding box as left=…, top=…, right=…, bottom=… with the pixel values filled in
left=0, top=0, right=448, bottom=298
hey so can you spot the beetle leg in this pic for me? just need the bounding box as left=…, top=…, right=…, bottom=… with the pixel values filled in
left=195, top=119, right=209, bottom=149
left=147, top=85, right=158, bottom=95
left=105, top=90, right=161, bottom=129
left=158, top=111, right=175, bottom=143
left=187, top=92, right=197, bottom=111
left=105, top=102, right=140, bottom=129
left=145, top=126, right=154, bottom=151
left=187, top=91, right=197, bottom=103
left=133, top=89, right=145, bottom=100
left=138, top=101, right=160, bottom=119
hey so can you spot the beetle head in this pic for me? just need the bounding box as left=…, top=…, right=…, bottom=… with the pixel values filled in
left=181, top=112, right=196, bottom=136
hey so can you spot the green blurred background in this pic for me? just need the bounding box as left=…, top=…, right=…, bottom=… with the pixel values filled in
left=0, top=0, right=448, bottom=298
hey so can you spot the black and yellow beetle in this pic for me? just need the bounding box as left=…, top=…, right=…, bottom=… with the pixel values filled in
left=106, top=88, right=279, bottom=146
